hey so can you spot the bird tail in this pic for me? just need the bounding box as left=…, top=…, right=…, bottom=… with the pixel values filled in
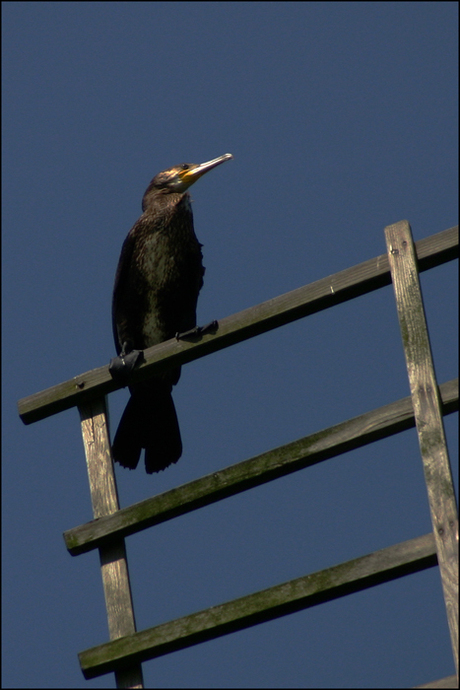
left=112, top=381, right=182, bottom=473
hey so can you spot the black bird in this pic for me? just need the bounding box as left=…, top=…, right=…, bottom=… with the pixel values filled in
left=111, top=153, right=233, bottom=473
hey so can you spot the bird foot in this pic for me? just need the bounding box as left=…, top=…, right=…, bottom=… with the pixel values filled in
left=175, top=320, right=219, bottom=341
left=109, top=349, right=144, bottom=384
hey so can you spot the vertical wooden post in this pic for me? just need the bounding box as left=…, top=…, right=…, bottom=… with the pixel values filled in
left=79, top=397, right=144, bottom=689
left=385, top=220, right=458, bottom=678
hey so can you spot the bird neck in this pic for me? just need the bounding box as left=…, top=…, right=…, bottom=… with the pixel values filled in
left=142, top=190, right=190, bottom=214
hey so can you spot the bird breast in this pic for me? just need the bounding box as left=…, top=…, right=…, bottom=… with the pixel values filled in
left=134, top=201, right=203, bottom=344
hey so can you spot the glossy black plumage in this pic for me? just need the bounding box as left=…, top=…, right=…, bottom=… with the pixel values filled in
left=111, top=154, right=232, bottom=473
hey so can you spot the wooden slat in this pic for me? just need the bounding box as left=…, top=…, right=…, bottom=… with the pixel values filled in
left=414, top=675, right=458, bottom=689
left=64, top=378, right=458, bottom=556
left=18, top=226, right=458, bottom=425
left=385, top=221, right=459, bottom=678
left=78, top=533, right=437, bottom=679
left=78, top=398, right=144, bottom=689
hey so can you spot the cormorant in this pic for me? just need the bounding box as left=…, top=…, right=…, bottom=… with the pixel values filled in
left=111, top=153, right=233, bottom=473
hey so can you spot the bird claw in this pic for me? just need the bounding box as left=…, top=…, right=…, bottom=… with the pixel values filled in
left=109, top=349, right=144, bottom=384
left=175, top=320, right=219, bottom=341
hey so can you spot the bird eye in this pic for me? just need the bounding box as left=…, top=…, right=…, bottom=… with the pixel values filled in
left=182, top=164, right=190, bottom=170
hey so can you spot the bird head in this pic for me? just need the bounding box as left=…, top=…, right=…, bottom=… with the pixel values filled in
left=142, top=153, right=233, bottom=211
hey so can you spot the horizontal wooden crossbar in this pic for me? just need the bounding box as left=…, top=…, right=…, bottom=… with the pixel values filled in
left=64, top=377, right=458, bottom=556
left=18, top=225, right=458, bottom=425
left=79, top=532, right=438, bottom=679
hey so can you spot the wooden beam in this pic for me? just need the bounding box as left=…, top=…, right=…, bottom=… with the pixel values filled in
left=414, top=675, right=458, bottom=689
left=78, top=533, right=437, bottom=679
left=385, top=220, right=459, bottom=678
left=64, top=378, right=458, bottom=556
left=78, top=398, right=144, bottom=689
left=18, top=226, right=458, bottom=425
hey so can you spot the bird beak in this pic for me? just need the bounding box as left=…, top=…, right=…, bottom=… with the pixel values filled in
left=182, top=153, right=233, bottom=185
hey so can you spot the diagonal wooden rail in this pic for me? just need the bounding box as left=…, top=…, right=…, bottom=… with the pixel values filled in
left=64, top=377, right=458, bottom=556
left=17, top=223, right=458, bottom=688
left=18, top=225, right=458, bottom=425
left=79, top=533, right=438, bottom=679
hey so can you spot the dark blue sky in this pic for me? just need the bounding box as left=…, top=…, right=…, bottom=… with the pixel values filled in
left=3, top=2, right=458, bottom=688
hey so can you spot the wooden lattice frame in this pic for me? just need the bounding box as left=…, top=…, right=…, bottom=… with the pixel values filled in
left=18, top=222, right=459, bottom=689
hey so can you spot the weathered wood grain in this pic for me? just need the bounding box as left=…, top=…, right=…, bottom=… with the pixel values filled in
left=64, top=378, right=458, bottom=556
left=78, top=533, right=437, bottom=679
left=385, top=220, right=458, bottom=678
left=79, top=398, right=144, bottom=689
left=18, top=223, right=457, bottom=686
